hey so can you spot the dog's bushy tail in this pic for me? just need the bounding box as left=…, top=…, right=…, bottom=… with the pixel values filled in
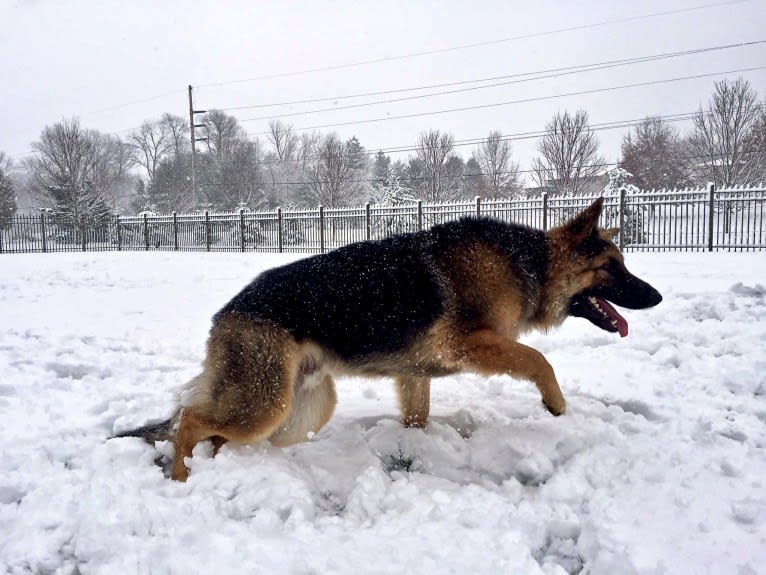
left=112, top=410, right=180, bottom=443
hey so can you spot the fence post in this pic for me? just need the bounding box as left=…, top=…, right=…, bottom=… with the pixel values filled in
left=365, top=203, right=371, bottom=240
left=618, top=188, right=626, bottom=250
left=143, top=213, right=149, bottom=251
left=277, top=207, right=283, bottom=253
left=541, top=192, right=548, bottom=231
left=319, top=205, right=325, bottom=253
left=417, top=200, right=423, bottom=231
left=475, top=196, right=481, bottom=217
left=239, top=209, right=246, bottom=252
left=116, top=216, right=122, bottom=251
left=205, top=210, right=211, bottom=252
left=173, top=212, right=178, bottom=251
left=707, top=182, right=715, bottom=252
left=40, top=213, right=47, bottom=253
left=81, top=220, right=87, bottom=252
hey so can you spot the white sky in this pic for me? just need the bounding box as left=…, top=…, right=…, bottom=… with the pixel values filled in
left=1, top=0, right=765, bottom=177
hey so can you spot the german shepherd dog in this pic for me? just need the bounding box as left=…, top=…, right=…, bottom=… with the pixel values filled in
left=116, top=198, right=662, bottom=481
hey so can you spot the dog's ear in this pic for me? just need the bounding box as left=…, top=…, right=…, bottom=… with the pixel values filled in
left=561, top=197, right=604, bottom=246
left=600, top=227, right=619, bottom=241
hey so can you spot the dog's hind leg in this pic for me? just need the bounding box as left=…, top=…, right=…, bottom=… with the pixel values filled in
left=455, top=329, right=566, bottom=416
left=396, top=376, right=431, bottom=428
left=171, top=314, right=300, bottom=481
left=171, top=409, right=224, bottom=481
left=268, top=373, right=337, bottom=447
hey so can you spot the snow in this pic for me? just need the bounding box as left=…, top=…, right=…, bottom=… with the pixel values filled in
left=1, top=251, right=765, bottom=574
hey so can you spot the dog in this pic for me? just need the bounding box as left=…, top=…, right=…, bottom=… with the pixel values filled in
left=116, top=197, right=662, bottom=481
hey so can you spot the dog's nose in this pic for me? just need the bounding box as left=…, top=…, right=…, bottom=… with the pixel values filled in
left=646, top=287, right=662, bottom=307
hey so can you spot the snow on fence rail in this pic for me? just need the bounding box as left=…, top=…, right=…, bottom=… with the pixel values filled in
left=1, top=185, right=764, bottom=254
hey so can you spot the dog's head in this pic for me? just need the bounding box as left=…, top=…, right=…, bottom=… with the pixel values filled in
left=546, top=197, right=662, bottom=337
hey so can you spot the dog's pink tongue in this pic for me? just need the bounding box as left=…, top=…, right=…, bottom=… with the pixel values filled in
left=597, top=297, right=629, bottom=338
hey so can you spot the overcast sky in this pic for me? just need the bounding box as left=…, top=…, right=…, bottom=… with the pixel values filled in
left=1, top=0, right=765, bottom=177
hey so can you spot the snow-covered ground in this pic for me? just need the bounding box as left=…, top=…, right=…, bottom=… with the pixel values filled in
left=0, top=251, right=764, bottom=575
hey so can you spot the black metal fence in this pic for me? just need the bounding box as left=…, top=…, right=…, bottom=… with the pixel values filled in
left=2, top=185, right=764, bottom=254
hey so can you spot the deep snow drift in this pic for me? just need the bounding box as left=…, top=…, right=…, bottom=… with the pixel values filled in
left=0, top=251, right=764, bottom=574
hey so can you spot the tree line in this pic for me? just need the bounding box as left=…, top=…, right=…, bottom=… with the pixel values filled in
left=1, top=77, right=764, bottom=227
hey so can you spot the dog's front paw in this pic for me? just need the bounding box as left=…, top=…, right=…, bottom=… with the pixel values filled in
left=543, top=397, right=566, bottom=416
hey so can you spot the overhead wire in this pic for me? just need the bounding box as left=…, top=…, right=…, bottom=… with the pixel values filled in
left=240, top=66, right=766, bottom=134
left=196, top=0, right=750, bottom=87
left=32, top=0, right=754, bottom=125
left=211, top=40, right=765, bottom=116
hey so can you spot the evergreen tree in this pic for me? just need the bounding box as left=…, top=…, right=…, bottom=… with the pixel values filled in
left=603, top=167, right=646, bottom=245
left=46, top=179, right=113, bottom=225
left=463, top=157, right=488, bottom=198
left=373, top=162, right=415, bottom=205
left=371, top=150, right=391, bottom=189
left=346, top=136, right=367, bottom=171
left=0, top=166, right=17, bottom=229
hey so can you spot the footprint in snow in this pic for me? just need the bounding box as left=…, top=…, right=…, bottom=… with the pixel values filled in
left=45, top=362, right=112, bottom=380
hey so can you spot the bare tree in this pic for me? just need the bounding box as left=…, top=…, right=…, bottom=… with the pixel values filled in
left=532, top=110, right=606, bottom=195
left=619, top=117, right=692, bottom=191
left=688, top=78, right=763, bottom=187
left=160, top=113, right=189, bottom=156
left=28, top=118, right=131, bottom=223
left=261, top=121, right=304, bottom=208
left=416, top=130, right=462, bottom=202
left=128, top=114, right=190, bottom=213
left=0, top=151, right=12, bottom=175
left=472, top=131, right=521, bottom=197
left=268, top=120, right=299, bottom=162
left=298, top=132, right=321, bottom=169
left=305, top=134, right=361, bottom=208
left=203, top=110, right=247, bottom=159
left=128, top=120, right=172, bottom=184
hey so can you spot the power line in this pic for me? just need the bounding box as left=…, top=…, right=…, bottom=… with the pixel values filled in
left=114, top=41, right=759, bottom=140
left=196, top=0, right=750, bottom=88
left=84, top=89, right=187, bottom=117
left=21, top=0, right=753, bottom=126
left=244, top=65, right=766, bottom=133
left=211, top=40, right=765, bottom=115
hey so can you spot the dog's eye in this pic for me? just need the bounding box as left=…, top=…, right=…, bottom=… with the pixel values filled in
left=599, top=259, right=618, bottom=274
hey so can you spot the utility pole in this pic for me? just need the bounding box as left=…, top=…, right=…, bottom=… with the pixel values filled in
left=188, top=85, right=207, bottom=209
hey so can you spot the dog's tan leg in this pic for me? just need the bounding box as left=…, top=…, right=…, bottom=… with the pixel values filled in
left=171, top=409, right=219, bottom=482
left=396, top=376, right=431, bottom=428
left=456, top=329, right=566, bottom=415
left=268, top=374, right=337, bottom=447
